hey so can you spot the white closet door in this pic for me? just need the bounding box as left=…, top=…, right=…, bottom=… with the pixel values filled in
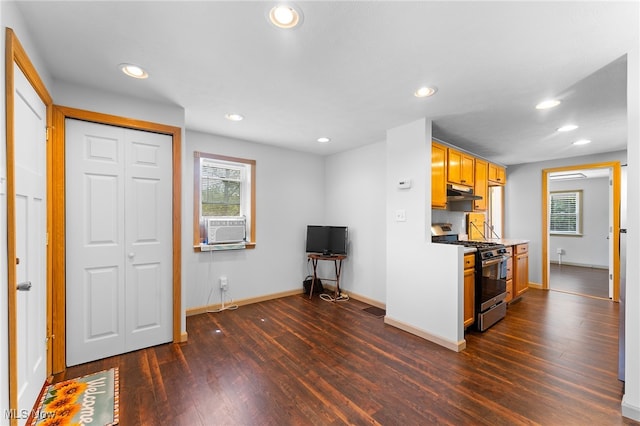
left=65, top=119, right=172, bottom=366
left=123, top=127, right=173, bottom=351
left=14, top=62, right=48, bottom=425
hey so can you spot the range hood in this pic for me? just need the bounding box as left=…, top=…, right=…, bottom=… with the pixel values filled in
left=447, top=184, right=482, bottom=201
left=446, top=184, right=481, bottom=212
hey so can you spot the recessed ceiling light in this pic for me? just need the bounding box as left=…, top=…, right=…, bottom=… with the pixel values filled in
left=269, top=4, right=302, bottom=29
left=557, top=124, right=579, bottom=132
left=224, top=113, right=244, bottom=121
left=535, top=99, right=561, bottom=110
left=119, top=63, right=148, bottom=79
left=414, top=86, right=437, bottom=98
left=573, top=139, right=591, bottom=146
left=317, top=137, right=331, bottom=143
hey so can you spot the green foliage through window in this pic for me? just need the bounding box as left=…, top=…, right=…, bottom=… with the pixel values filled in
left=201, top=163, right=241, bottom=216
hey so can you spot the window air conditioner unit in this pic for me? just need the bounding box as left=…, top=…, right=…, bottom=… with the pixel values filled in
left=207, top=216, right=246, bottom=244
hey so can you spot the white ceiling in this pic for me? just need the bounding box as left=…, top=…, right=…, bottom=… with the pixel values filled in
left=14, top=1, right=638, bottom=166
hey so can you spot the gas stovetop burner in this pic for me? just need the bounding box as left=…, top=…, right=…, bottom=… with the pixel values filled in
left=460, top=241, right=503, bottom=250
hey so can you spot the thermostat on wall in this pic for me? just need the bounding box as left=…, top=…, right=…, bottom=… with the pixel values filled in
left=398, top=178, right=412, bottom=189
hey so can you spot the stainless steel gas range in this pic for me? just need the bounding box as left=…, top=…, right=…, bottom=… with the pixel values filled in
left=432, top=223, right=508, bottom=331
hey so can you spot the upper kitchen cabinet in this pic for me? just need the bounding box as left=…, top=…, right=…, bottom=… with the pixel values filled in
left=447, top=148, right=474, bottom=187
left=474, top=158, right=488, bottom=211
left=431, top=141, right=447, bottom=209
left=488, top=163, right=506, bottom=186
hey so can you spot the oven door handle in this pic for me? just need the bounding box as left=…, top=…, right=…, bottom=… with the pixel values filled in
left=481, top=256, right=507, bottom=267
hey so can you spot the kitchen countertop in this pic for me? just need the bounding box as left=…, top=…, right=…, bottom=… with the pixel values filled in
left=432, top=242, right=477, bottom=254
left=481, top=238, right=530, bottom=246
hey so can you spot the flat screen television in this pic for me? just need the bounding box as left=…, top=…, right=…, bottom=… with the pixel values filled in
left=305, top=225, right=348, bottom=255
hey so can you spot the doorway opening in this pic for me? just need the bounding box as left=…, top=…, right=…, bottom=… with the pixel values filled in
left=541, top=162, right=620, bottom=301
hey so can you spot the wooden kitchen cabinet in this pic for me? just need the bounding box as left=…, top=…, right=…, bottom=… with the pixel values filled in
left=513, top=243, right=529, bottom=298
left=504, top=246, right=513, bottom=303
left=488, top=163, right=506, bottom=186
left=464, top=254, right=475, bottom=328
left=431, top=141, right=447, bottom=209
left=447, top=148, right=474, bottom=187
left=474, top=158, right=488, bottom=211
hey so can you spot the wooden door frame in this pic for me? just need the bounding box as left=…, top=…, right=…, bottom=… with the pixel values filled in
left=51, top=106, right=184, bottom=374
left=541, top=161, right=621, bottom=301
left=5, top=28, right=54, bottom=425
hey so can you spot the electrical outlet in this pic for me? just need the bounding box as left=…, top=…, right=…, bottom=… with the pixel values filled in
left=219, top=276, right=228, bottom=291
left=556, top=248, right=563, bottom=254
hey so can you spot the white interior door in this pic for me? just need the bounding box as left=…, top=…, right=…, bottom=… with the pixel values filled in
left=608, top=168, right=614, bottom=298
left=14, top=63, right=48, bottom=424
left=65, top=119, right=172, bottom=366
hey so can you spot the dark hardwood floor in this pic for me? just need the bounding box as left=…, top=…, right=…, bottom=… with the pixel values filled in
left=550, top=263, right=610, bottom=299
left=55, top=289, right=636, bottom=425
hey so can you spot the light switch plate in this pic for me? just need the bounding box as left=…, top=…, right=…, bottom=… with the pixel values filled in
left=395, top=209, right=406, bottom=222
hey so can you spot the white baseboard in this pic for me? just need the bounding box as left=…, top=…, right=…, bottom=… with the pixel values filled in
left=383, top=316, right=466, bottom=352
left=550, top=260, right=608, bottom=269
left=622, top=396, right=640, bottom=422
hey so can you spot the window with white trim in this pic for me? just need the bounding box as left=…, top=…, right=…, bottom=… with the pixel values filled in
left=549, top=190, right=582, bottom=235
left=194, top=152, right=256, bottom=248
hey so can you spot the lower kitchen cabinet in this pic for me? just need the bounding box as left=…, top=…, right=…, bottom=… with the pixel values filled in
left=505, top=246, right=513, bottom=303
left=513, top=243, right=529, bottom=298
left=464, top=254, right=475, bottom=328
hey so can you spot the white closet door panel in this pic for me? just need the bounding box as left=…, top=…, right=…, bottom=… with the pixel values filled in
left=85, top=174, right=119, bottom=247
left=126, top=262, right=163, bottom=352
left=66, top=120, right=126, bottom=366
left=84, top=267, right=120, bottom=339
left=125, top=129, right=172, bottom=348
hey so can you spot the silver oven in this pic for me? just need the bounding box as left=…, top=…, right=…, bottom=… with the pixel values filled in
left=475, top=250, right=508, bottom=331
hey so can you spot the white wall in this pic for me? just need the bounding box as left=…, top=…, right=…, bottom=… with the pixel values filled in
left=505, top=150, right=626, bottom=285
left=385, top=118, right=464, bottom=350
left=1, top=3, right=55, bottom=417
left=184, top=130, right=325, bottom=309
left=622, top=42, right=640, bottom=421
left=323, top=141, right=387, bottom=304
left=549, top=177, right=609, bottom=268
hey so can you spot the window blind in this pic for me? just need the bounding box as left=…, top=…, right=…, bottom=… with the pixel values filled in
left=550, top=191, right=580, bottom=234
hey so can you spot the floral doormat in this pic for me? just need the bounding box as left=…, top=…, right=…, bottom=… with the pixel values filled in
left=31, top=368, right=119, bottom=425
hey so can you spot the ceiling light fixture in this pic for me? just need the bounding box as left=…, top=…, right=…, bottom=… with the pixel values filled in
left=119, top=63, right=148, bottom=79
left=549, top=172, right=587, bottom=181
left=557, top=124, right=578, bottom=132
left=573, top=139, right=591, bottom=146
left=414, top=86, right=437, bottom=98
left=317, top=137, right=331, bottom=143
left=224, top=113, right=244, bottom=121
left=269, top=4, right=302, bottom=29
left=535, top=99, right=561, bottom=110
